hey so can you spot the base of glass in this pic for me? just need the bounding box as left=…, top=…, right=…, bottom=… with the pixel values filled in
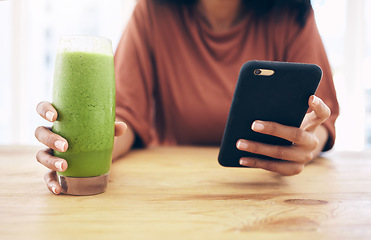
left=58, top=173, right=109, bottom=196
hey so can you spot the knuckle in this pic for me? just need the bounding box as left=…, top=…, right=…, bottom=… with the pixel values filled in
left=36, top=101, right=43, bottom=112
left=44, top=172, right=53, bottom=185
left=43, top=134, right=53, bottom=146
left=261, top=159, right=282, bottom=172
left=264, top=161, right=273, bottom=171
left=303, top=152, right=313, bottom=163
left=267, top=122, right=277, bottom=135
left=293, top=129, right=304, bottom=144
left=36, top=150, right=43, bottom=163
left=247, top=158, right=258, bottom=168
left=36, top=150, right=56, bottom=169
left=319, top=105, right=331, bottom=121
left=274, top=146, right=284, bottom=159
left=34, top=126, right=43, bottom=139
left=253, top=143, right=260, bottom=153
left=286, top=165, right=304, bottom=176
left=312, top=138, right=320, bottom=149
left=291, top=168, right=303, bottom=176
left=44, top=154, right=55, bottom=168
left=248, top=142, right=260, bottom=153
left=308, top=152, right=314, bottom=161
left=35, top=127, right=55, bottom=147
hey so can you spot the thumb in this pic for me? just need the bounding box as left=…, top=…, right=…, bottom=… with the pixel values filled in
left=302, top=96, right=331, bottom=132
left=114, top=122, right=127, bottom=137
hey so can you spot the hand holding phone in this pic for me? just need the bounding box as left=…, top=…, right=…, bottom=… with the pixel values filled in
left=218, top=61, right=329, bottom=174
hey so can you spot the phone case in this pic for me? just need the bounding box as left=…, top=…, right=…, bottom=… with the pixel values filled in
left=218, top=60, right=322, bottom=167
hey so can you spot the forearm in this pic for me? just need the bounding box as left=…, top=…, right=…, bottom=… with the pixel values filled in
left=312, top=124, right=329, bottom=159
left=112, top=117, right=135, bottom=161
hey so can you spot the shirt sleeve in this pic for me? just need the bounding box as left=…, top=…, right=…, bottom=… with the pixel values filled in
left=114, top=0, right=156, bottom=147
left=281, top=9, right=340, bottom=151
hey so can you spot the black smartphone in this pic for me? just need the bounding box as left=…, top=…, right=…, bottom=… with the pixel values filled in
left=218, top=60, right=322, bottom=167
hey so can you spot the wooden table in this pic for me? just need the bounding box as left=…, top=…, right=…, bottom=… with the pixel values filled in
left=1, top=146, right=371, bottom=240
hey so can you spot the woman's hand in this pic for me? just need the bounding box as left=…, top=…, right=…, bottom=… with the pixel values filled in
left=34, top=101, right=127, bottom=194
left=236, top=95, right=331, bottom=176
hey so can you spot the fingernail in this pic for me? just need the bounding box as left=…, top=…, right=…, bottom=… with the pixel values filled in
left=46, top=111, right=55, bottom=122
left=240, top=159, right=253, bottom=166
left=55, top=161, right=63, bottom=171
left=51, top=185, right=57, bottom=194
left=252, top=122, right=264, bottom=131
left=116, top=121, right=127, bottom=127
left=54, top=140, right=66, bottom=151
left=237, top=140, right=248, bottom=149
left=312, top=96, right=319, bottom=105
left=118, top=122, right=128, bottom=130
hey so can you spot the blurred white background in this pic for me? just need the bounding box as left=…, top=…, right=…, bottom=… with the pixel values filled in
left=0, top=0, right=370, bottom=151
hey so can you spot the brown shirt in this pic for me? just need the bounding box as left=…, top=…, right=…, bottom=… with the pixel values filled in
left=114, top=0, right=339, bottom=150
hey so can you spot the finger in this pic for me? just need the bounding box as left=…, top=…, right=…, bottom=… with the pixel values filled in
left=236, top=139, right=314, bottom=163
left=251, top=120, right=315, bottom=147
left=303, top=96, right=331, bottom=132
left=34, top=126, right=68, bottom=152
left=239, top=157, right=304, bottom=176
left=36, top=148, right=68, bottom=171
left=44, top=171, right=62, bottom=195
left=114, top=122, right=127, bottom=137
left=300, top=111, right=316, bottom=130
left=36, top=101, right=58, bottom=122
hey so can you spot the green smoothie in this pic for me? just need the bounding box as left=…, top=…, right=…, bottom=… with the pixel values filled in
left=52, top=51, right=115, bottom=177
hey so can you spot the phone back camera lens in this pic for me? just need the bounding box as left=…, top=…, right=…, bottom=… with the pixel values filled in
left=254, top=69, right=262, bottom=75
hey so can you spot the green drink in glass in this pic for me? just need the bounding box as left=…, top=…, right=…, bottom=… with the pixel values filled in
left=52, top=36, right=115, bottom=195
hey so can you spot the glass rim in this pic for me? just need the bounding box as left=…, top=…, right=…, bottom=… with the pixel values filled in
left=59, top=35, right=112, bottom=44
left=57, top=35, right=113, bottom=55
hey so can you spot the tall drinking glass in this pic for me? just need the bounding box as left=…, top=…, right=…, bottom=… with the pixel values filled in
left=52, top=36, right=115, bottom=195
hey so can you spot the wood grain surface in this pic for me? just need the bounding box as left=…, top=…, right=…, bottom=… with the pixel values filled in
left=0, top=146, right=371, bottom=240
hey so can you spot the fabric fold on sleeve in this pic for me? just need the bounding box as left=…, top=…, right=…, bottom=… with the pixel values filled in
left=114, top=0, right=157, bottom=147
